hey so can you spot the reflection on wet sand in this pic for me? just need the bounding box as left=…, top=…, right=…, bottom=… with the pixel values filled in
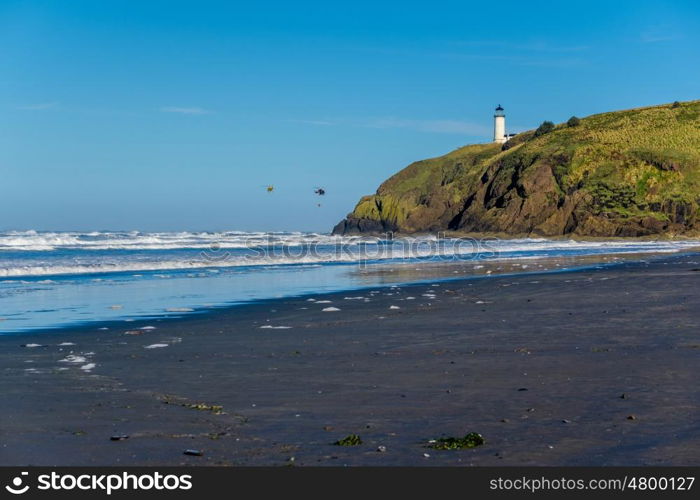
left=349, top=252, right=668, bottom=285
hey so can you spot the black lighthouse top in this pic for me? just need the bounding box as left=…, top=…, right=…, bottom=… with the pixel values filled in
left=494, top=104, right=505, bottom=117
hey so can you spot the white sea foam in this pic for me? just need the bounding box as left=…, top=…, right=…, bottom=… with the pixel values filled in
left=59, top=355, right=87, bottom=363
left=0, top=230, right=365, bottom=251
left=1, top=230, right=698, bottom=277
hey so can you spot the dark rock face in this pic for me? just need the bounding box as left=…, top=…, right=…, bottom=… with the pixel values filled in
left=332, top=217, right=397, bottom=235
left=333, top=170, right=694, bottom=237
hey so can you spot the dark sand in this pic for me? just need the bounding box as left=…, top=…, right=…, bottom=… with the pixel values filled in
left=2, top=254, right=700, bottom=466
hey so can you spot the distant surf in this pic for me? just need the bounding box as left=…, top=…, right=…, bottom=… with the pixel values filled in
left=1, top=230, right=699, bottom=332
left=1, top=230, right=699, bottom=277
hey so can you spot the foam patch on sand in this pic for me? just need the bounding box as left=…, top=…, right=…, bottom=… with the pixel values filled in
left=59, top=355, right=87, bottom=364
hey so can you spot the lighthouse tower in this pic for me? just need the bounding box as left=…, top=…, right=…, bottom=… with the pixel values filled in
left=493, top=104, right=506, bottom=144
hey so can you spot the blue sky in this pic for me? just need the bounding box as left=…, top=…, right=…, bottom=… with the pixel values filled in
left=1, top=0, right=699, bottom=232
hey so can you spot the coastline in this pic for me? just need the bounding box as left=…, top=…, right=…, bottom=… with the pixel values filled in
left=4, top=244, right=698, bottom=335
left=2, top=252, right=700, bottom=466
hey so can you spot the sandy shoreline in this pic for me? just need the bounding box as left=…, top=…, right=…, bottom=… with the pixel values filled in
left=2, top=253, right=700, bottom=466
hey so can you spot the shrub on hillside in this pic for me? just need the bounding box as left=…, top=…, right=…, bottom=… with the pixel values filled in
left=567, top=116, right=581, bottom=127
left=534, top=120, right=555, bottom=137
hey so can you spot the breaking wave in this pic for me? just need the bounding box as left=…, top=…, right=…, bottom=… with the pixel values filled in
left=0, top=230, right=699, bottom=278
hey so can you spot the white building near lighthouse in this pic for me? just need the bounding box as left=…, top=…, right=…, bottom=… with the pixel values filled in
left=493, top=104, right=516, bottom=144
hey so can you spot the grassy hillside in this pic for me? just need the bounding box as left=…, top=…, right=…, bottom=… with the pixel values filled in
left=333, top=100, right=700, bottom=237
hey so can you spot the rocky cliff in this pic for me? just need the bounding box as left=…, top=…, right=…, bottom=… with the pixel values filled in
left=333, top=100, right=700, bottom=237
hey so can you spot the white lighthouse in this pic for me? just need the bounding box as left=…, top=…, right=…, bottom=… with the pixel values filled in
left=493, top=104, right=506, bottom=144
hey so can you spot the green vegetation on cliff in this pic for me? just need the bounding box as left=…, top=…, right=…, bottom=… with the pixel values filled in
left=333, top=100, right=700, bottom=237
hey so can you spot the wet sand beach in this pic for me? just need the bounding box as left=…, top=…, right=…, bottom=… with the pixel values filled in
left=2, top=253, right=700, bottom=466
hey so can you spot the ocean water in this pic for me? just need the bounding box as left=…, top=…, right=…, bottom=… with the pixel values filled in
left=1, top=230, right=698, bottom=333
